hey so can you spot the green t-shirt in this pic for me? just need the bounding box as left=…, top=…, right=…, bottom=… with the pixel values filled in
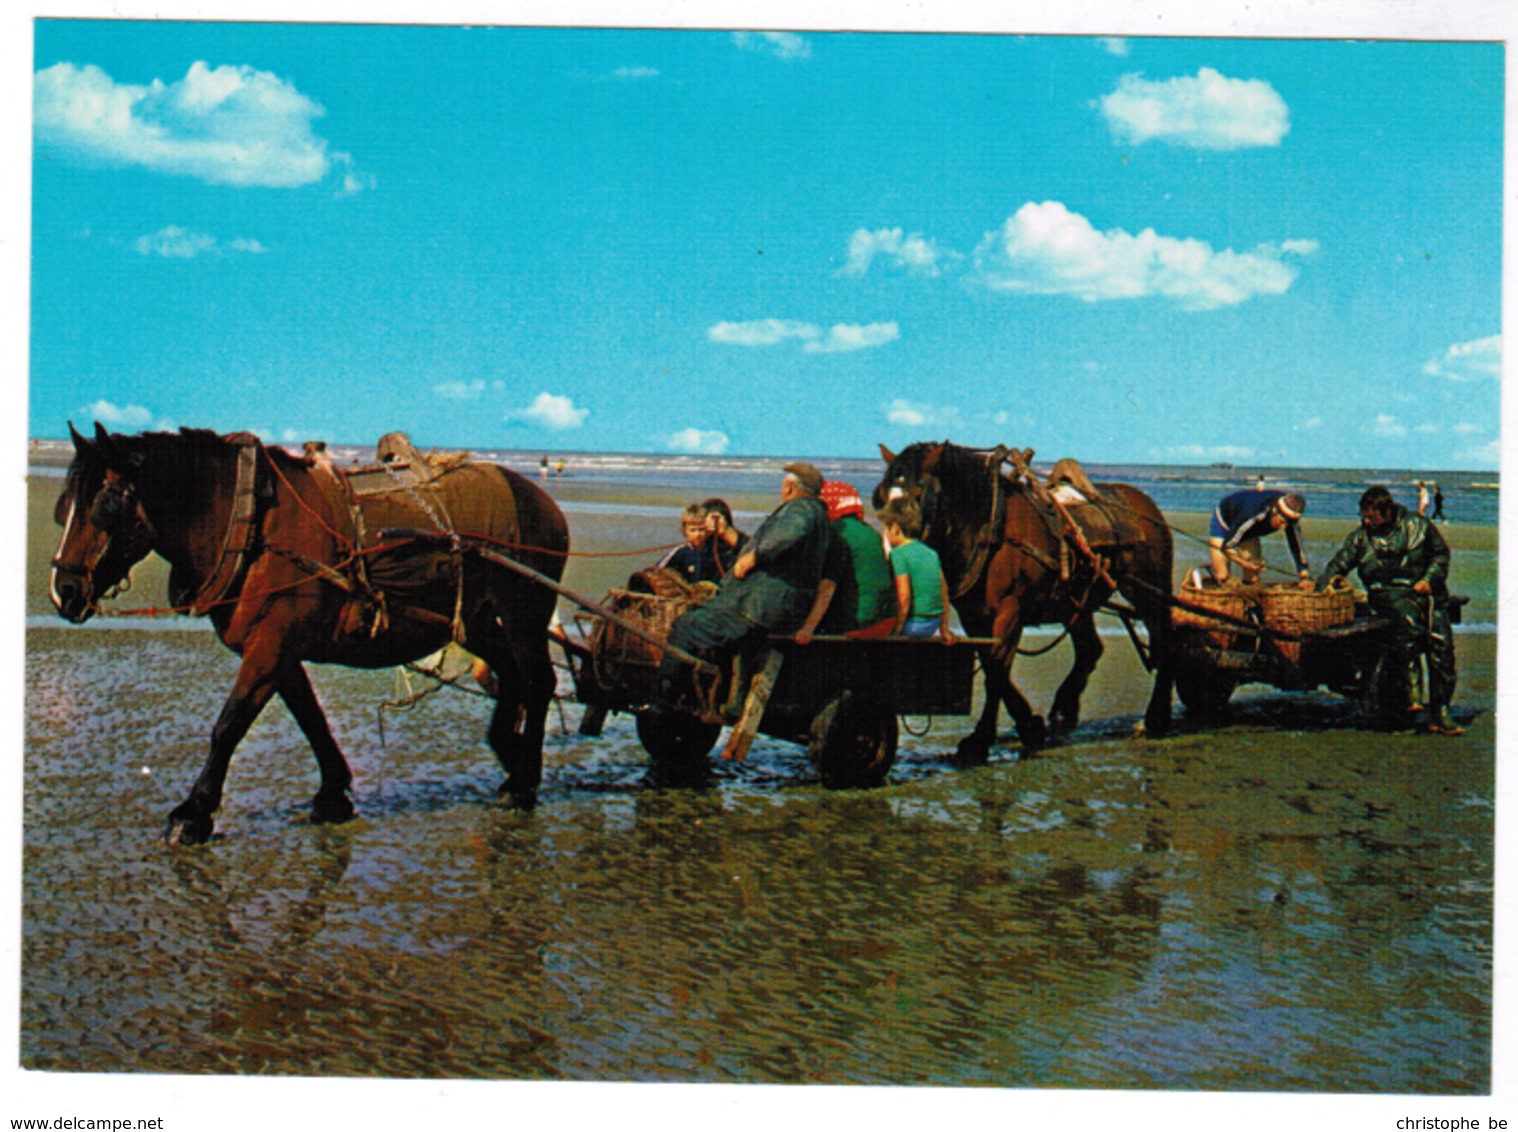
left=890, top=539, right=945, bottom=619
left=821, top=515, right=896, bottom=632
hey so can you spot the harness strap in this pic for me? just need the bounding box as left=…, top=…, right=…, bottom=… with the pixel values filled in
left=953, top=454, right=1007, bottom=600
left=190, top=438, right=262, bottom=616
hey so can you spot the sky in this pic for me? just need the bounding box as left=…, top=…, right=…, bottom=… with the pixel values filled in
left=25, top=21, right=1505, bottom=469
left=3, top=4, right=1515, bottom=1130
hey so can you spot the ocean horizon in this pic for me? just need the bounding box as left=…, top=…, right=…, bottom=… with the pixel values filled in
left=28, top=437, right=1500, bottom=527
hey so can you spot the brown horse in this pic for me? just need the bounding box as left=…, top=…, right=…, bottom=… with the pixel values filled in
left=874, top=441, right=1174, bottom=761
left=49, top=424, right=569, bottom=845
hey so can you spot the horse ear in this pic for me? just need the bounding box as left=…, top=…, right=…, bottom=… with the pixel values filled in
left=921, top=444, right=945, bottom=474
left=879, top=444, right=897, bottom=465
left=91, top=422, right=133, bottom=470
left=69, top=421, right=91, bottom=454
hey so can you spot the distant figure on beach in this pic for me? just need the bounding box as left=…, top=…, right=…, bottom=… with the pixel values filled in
left=1432, top=483, right=1446, bottom=522
left=1255, top=474, right=1267, bottom=491
left=539, top=455, right=549, bottom=480
left=1318, top=485, right=1462, bottom=735
left=1416, top=480, right=1430, bottom=517
left=555, top=459, right=566, bottom=477
left=1208, top=489, right=1311, bottom=588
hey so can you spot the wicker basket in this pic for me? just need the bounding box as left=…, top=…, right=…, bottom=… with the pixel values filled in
left=1172, top=584, right=1253, bottom=649
left=586, top=581, right=715, bottom=701
left=1257, top=585, right=1354, bottom=663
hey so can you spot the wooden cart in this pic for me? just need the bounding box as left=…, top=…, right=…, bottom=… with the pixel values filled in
left=557, top=579, right=976, bottom=787
left=1167, top=585, right=1465, bottom=726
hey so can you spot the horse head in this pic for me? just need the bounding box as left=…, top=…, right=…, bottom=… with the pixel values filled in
left=49, top=423, right=159, bottom=623
left=873, top=441, right=946, bottom=533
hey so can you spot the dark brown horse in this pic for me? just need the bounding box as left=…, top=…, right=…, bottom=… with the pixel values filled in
left=49, top=424, right=569, bottom=845
left=875, top=441, right=1173, bottom=761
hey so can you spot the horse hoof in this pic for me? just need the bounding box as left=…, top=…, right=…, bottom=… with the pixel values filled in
left=311, top=791, right=356, bottom=826
left=165, top=813, right=213, bottom=847
left=497, top=784, right=538, bottom=811
left=1019, top=715, right=1047, bottom=756
left=952, top=737, right=991, bottom=767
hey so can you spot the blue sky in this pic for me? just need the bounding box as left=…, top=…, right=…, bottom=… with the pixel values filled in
left=27, top=22, right=1504, bottom=469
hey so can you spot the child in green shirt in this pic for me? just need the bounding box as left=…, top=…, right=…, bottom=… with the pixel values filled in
left=879, top=502, right=955, bottom=641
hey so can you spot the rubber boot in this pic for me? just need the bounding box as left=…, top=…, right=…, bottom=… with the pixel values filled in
left=1430, top=705, right=1465, bottom=737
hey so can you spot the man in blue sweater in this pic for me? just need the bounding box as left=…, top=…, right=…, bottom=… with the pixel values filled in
left=1209, top=489, right=1311, bottom=587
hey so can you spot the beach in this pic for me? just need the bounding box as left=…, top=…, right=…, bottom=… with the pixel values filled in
left=21, top=457, right=1497, bottom=1090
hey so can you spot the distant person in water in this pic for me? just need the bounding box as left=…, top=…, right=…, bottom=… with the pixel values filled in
left=1432, top=483, right=1446, bottom=522
left=1208, top=489, right=1311, bottom=588
left=1416, top=481, right=1430, bottom=517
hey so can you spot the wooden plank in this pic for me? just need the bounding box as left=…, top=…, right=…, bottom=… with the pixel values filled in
left=722, top=649, right=785, bottom=761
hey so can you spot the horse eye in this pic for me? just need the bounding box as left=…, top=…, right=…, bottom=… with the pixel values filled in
left=90, top=491, right=124, bottom=529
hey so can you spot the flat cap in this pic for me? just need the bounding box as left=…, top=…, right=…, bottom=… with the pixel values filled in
left=783, top=461, right=824, bottom=495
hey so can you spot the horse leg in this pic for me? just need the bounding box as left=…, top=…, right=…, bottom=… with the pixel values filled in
left=1139, top=609, right=1174, bottom=737
left=1049, top=611, right=1103, bottom=738
left=166, top=646, right=282, bottom=846
left=957, top=603, right=1045, bottom=764
left=475, top=622, right=556, bottom=810
left=276, top=664, right=356, bottom=826
left=954, top=649, right=1003, bottom=766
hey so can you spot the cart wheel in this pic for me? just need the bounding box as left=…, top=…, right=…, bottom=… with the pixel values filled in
left=1175, top=669, right=1234, bottom=720
left=637, top=707, right=721, bottom=785
left=808, top=692, right=897, bottom=789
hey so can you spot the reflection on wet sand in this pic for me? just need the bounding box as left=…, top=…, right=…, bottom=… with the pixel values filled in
left=22, top=612, right=1494, bottom=1089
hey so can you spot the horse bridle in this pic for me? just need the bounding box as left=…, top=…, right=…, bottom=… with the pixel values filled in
left=50, top=470, right=156, bottom=598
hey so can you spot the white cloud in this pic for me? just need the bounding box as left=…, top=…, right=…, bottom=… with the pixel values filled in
left=80, top=400, right=162, bottom=430
left=732, top=32, right=811, bottom=61
left=883, top=399, right=964, bottom=430
left=506, top=392, right=589, bottom=431
left=1366, top=413, right=1408, bottom=438
left=34, top=60, right=363, bottom=190
left=804, top=322, right=900, bottom=354
left=667, top=428, right=731, bottom=455
left=972, top=201, right=1316, bottom=311
left=1300, top=417, right=1325, bottom=430
left=709, top=319, right=897, bottom=354
left=614, top=66, right=661, bottom=80
left=1422, top=334, right=1501, bottom=382
left=708, top=319, right=820, bottom=347
left=1460, top=438, right=1501, bottom=469
left=434, top=380, right=488, bottom=400
left=1149, top=444, right=1258, bottom=462
left=1098, top=67, right=1290, bottom=150
left=842, top=228, right=951, bottom=277
left=133, top=225, right=267, bottom=258
left=1098, top=38, right=1131, bottom=57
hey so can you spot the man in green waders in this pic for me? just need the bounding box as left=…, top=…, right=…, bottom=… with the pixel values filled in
left=1318, top=485, right=1463, bottom=735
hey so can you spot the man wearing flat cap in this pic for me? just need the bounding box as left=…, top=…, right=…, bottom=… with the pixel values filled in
left=658, top=461, right=832, bottom=702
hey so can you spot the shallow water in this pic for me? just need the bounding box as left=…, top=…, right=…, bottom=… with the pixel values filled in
left=22, top=623, right=1494, bottom=1090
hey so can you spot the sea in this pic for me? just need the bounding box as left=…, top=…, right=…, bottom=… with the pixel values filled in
left=27, top=438, right=1502, bottom=527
